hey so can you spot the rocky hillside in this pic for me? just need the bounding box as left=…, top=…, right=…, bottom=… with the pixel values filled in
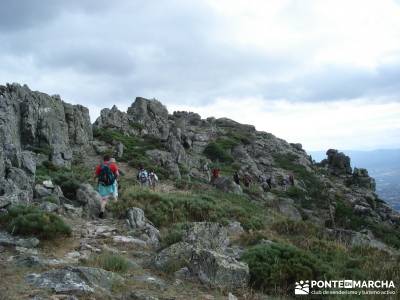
left=0, top=83, right=399, bottom=299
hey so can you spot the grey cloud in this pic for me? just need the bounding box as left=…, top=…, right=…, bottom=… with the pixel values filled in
left=0, top=0, right=111, bottom=31
left=0, top=0, right=399, bottom=116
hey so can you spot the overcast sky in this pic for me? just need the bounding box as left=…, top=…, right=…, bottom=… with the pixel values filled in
left=1, top=0, right=400, bottom=151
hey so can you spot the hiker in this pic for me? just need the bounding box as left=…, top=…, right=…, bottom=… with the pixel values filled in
left=110, top=158, right=119, bottom=199
left=243, top=174, right=252, bottom=188
left=258, top=174, right=271, bottom=192
left=148, top=169, right=159, bottom=190
left=137, top=165, right=149, bottom=187
left=233, top=171, right=240, bottom=185
left=95, top=154, right=119, bottom=218
left=282, top=177, right=289, bottom=191
left=211, top=168, right=220, bottom=183
left=202, top=161, right=211, bottom=182
left=266, top=176, right=272, bottom=189
left=288, top=173, right=295, bottom=186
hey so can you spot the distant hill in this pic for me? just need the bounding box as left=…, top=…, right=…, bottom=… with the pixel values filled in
left=309, top=149, right=400, bottom=211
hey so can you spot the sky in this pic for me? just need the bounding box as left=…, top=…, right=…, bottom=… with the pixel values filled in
left=1, top=0, right=400, bottom=151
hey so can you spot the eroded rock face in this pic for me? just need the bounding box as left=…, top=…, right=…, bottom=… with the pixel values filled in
left=93, top=105, right=132, bottom=134
left=212, top=177, right=242, bottom=195
left=76, top=184, right=102, bottom=218
left=188, top=248, right=249, bottom=289
left=182, top=222, right=229, bottom=251
left=0, top=232, right=39, bottom=249
left=351, top=168, right=376, bottom=191
left=0, top=84, right=92, bottom=166
left=127, top=207, right=161, bottom=248
left=25, top=266, right=123, bottom=295
left=127, top=97, right=170, bottom=139
left=323, top=149, right=352, bottom=176
left=0, top=83, right=93, bottom=205
left=153, top=222, right=249, bottom=289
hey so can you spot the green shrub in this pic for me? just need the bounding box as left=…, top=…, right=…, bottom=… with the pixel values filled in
left=369, top=223, right=400, bottom=249
left=41, top=195, right=59, bottom=204
left=129, top=122, right=144, bottom=131
left=174, top=178, right=193, bottom=190
left=273, top=153, right=329, bottom=209
left=28, top=145, right=52, bottom=156
left=0, top=205, right=71, bottom=239
left=204, top=142, right=233, bottom=163
left=93, top=128, right=165, bottom=165
left=109, top=186, right=265, bottom=230
left=85, top=252, right=130, bottom=273
left=334, top=199, right=366, bottom=230
left=35, top=162, right=92, bottom=200
left=286, top=186, right=307, bottom=200
left=241, top=243, right=331, bottom=293
left=272, top=220, right=322, bottom=238
left=161, top=223, right=186, bottom=249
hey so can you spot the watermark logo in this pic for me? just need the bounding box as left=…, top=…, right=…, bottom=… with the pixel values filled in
left=294, top=280, right=396, bottom=296
left=295, top=280, right=310, bottom=295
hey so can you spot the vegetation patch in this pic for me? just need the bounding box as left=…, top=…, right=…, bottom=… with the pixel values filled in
left=334, top=199, right=366, bottom=231
left=241, top=243, right=331, bottom=294
left=0, top=205, right=71, bottom=239
left=35, top=161, right=92, bottom=200
left=85, top=252, right=131, bottom=273
left=273, top=153, right=329, bottom=209
left=204, top=141, right=233, bottom=163
left=160, top=222, right=186, bottom=249
left=109, top=186, right=265, bottom=230
left=271, top=219, right=323, bottom=238
left=94, top=128, right=169, bottom=178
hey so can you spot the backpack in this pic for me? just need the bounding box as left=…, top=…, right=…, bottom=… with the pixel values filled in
left=138, top=170, right=148, bottom=183
left=98, top=163, right=115, bottom=186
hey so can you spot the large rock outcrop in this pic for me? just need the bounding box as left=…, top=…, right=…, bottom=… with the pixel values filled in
left=0, top=84, right=92, bottom=167
left=0, top=83, right=93, bottom=204
left=153, top=222, right=249, bottom=289
left=322, top=149, right=352, bottom=176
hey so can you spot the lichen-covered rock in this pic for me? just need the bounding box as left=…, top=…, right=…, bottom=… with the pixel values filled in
left=322, top=149, right=352, bottom=176
left=39, top=201, right=59, bottom=213
left=277, top=198, right=302, bottom=221
left=182, top=222, right=229, bottom=251
left=25, top=266, right=123, bottom=295
left=127, top=97, right=170, bottom=139
left=145, top=149, right=181, bottom=178
left=127, top=207, right=161, bottom=248
left=351, top=168, right=376, bottom=190
left=0, top=83, right=92, bottom=168
left=188, top=248, right=249, bottom=289
left=212, top=177, right=242, bottom=195
left=153, top=242, right=193, bottom=271
left=226, top=222, right=245, bottom=239
left=0, top=232, right=39, bottom=248
left=93, top=105, right=132, bottom=134
left=76, top=184, right=102, bottom=218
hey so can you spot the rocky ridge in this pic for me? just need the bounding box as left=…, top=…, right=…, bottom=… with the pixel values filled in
left=0, top=83, right=399, bottom=299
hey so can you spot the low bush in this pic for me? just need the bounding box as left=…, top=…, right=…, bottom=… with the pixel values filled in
left=204, top=142, right=233, bottom=163
left=241, top=243, right=331, bottom=293
left=0, top=205, right=71, bottom=239
left=85, top=252, right=130, bottom=273
left=368, top=222, right=400, bottom=249
left=334, top=199, right=366, bottom=231
left=273, top=153, right=329, bottom=209
left=160, top=222, right=186, bottom=249
left=109, top=186, right=265, bottom=230
left=271, top=219, right=323, bottom=238
left=35, top=162, right=92, bottom=200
